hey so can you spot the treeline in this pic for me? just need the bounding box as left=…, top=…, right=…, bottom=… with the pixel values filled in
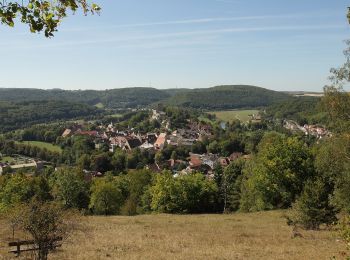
left=0, top=85, right=292, bottom=111
left=164, top=85, right=291, bottom=110
left=0, top=88, right=170, bottom=109
left=0, top=100, right=102, bottom=133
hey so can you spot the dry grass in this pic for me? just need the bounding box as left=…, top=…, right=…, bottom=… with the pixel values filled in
left=0, top=211, right=346, bottom=260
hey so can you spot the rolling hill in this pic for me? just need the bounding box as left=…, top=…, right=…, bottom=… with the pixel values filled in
left=163, top=85, right=291, bottom=110
left=0, top=88, right=170, bottom=109
left=0, top=85, right=291, bottom=110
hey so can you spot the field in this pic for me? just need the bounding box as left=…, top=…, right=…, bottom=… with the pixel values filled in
left=0, top=211, right=345, bottom=259
left=0, top=156, right=14, bottom=163
left=16, top=141, right=62, bottom=153
left=94, top=103, right=105, bottom=109
left=208, top=109, right=259, bottom=123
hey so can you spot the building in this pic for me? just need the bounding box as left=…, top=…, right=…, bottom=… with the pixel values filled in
left=154, top=133, right=167, bottom=150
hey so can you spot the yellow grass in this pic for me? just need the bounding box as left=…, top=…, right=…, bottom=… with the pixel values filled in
left=0, top=211, right=346, bottom=260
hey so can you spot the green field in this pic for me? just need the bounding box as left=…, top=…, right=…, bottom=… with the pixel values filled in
left=0, top=156, right=15, bottom=163
left=17, top=141, right=62, bottom=153
left=94, top=102, right=105, bottom=109
left=208, top=109, right=259, bottom=122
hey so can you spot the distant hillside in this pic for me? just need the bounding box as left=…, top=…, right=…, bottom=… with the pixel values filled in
left=0, top=100, right=102, bottom=132
left=162, top=85, right=291, bottom=110
left=0, top=88, right=170, bottom=109
left=0, top=85, right=291, bottom=110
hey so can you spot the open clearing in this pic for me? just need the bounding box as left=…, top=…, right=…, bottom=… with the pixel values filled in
left=0, top=156, right=14, bottom=163
left=0, top=211, right=344, bottom=260
left=16, top=141, right=62, bottom=153
left=208, top=109, right=259, bottom=123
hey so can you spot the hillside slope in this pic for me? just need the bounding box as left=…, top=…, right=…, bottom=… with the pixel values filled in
left=0, top=88, right=170, bottom=109
left=0, top=85, right=290, bottom=110
left=0, top=211, right=341, bottom=259
left=163, top=85, right=291, bottom=110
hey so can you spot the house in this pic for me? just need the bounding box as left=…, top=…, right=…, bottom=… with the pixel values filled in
left=61, top=129, right=72, bottom=138
left=110, top=136, right=142, bottom=151
left=154, top=133, right=167, bottom=150
left=140, top=142, right=154, bottom=150
left=189, top=153, right=218, bottom=170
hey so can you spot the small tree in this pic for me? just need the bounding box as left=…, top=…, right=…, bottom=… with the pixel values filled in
left=7, top=200, right=79, bottom=260
left=288, top=178, right=338, bottom=230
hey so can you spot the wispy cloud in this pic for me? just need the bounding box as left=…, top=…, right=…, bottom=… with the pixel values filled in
left=15, top=24, right=345, bottom=49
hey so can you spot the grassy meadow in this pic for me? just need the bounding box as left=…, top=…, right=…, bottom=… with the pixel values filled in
left=208, top=109, right=259, bottom=123
left=16, top=141, right=62, bottom=153
left=0, top=156, right=14, bottom=163
left=0, top=211, right=345, bottom=260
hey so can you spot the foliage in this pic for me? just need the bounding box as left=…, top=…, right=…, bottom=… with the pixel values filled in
left=240, top=133, right=314, bottom=212
left=120, top=169, right=153, bottom=215
left=13, top=200, right=79, bottom=260
left=0, top=0, right=100, bottom=37
left=147, top=171, right=218, bottom=213
left=50, top=169, right=90, bottom=209
left=0, top=87, right=170, bottom=109
left=89, top=177, right=124, bottom=215
left=265, top=97, right=326, bottom=126
left=165, top=85, right=291, bottom=110
left=322, top=40, right=350, bottom=132
left=0, top=174, right=52, bottom=211
left=288, top=178, right=338, bottom=230
left=0, top=100, right=101, bottom=133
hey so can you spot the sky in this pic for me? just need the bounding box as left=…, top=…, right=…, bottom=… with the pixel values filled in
left=0, top=0, right=349, bottom=91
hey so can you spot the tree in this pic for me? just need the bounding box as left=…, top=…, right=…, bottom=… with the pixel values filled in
left=288, top=178, right=338, bottom=230
left=120, top=169, right=153, bottom=215
left=240, top=133, right=314, bottom=212
left=5, top=200, right=80, bottom=260
left=50, top=169, right=89, bottom=209
left=148, top=171, right=218, bottom=214
left=111, top=150, right=127, bottom=173
left=0, top=0, right=100, bottom=37
left=0, top=174, right=35, bottom=211
left=323, top=40, right=350, bottom=132
left=221, top=159, right=244, bottom=212
left=89, top=178, right=124, bottom=215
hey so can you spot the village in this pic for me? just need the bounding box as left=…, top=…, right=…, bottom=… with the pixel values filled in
left=283, top=119, right=332, bottom=139
left=58, top=109, right=250, bottom=179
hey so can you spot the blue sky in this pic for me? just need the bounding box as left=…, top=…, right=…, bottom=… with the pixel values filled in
left=0, top=0, right=349, bottom=91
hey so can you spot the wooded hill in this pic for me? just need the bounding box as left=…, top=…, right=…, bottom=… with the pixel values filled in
left=0, top=85, right=291, bottom=110
left=163, top=85, right=291, bottom=110
left=0, top=101, right=102, bottom=132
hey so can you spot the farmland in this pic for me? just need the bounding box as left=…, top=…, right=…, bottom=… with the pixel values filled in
left=208, top=109, right=260, bottom=123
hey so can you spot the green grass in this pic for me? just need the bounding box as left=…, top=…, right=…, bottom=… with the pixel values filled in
left=0, top=156, right=15, bottom=163
left=17, top=141, right=62, bottom=153
left=109, top=113, right=123, bottom=118
left=94, top=103, right=105, bottom=109
left=208, top=109, right=259, bottom=122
